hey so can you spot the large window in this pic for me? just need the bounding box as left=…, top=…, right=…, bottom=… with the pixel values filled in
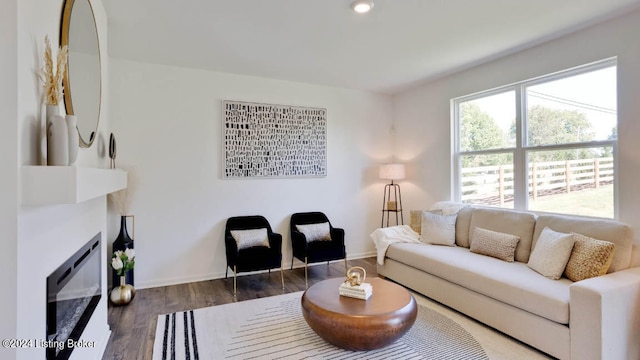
left=453, top=59, right=617, bottom=218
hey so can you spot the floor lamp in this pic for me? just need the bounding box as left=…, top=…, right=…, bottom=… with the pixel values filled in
left=380, top=163, right=405, bottom=227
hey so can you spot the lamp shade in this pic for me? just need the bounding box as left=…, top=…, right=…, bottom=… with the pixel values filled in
left=379, top=163, right=406, bottom=180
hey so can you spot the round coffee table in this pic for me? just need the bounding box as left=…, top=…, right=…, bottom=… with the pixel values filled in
left=301, top=277, right=417, bottom=351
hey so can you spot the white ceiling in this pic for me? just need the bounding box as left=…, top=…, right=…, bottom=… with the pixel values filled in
left=104, top=0, right=640, bottom=94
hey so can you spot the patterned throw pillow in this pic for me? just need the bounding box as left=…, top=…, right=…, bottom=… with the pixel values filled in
left=296, top=222, right=332, bottom=243
left=527, top=227, right=575, bottom=280
left=230, top=228, right=270, bottom=250
left=421, top=211, right=456, bottom=246
left=470, top=227, right=520, bottom=262
left=564, top=233, right=615, bottom=282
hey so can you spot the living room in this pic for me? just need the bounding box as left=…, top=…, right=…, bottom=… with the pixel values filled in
left=3, top=1, right=640, bottom=359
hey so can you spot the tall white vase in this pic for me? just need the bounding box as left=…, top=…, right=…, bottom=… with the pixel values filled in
left=44, top=105, right=59, bottom=165
left=47, top=113, right=69, bottom=166
left=66, top=115, right=79, bottom=165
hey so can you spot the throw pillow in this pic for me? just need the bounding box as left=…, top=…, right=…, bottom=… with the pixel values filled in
left=230, top=228, right=270, bottom=250
left=421, top=211, right=456, bottom=246
left=410, top=209, right=442, bottom=234
left=527, top=227, right=575, bottom=280
left=564, top=233, right=615, bottom=282
left=470, top=227, right=520, bottom=262
left=296, top=222, right=331, bottom=242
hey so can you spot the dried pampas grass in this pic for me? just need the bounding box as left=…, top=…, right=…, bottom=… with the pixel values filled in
left=40, top=35, right=68, bottom=106
left=109, top=189, right=128, bottom=215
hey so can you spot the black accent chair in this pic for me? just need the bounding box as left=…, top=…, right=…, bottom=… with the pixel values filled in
left=225, top=215, right=284, bottom=296
left=290, top=212, right=347, bottom=285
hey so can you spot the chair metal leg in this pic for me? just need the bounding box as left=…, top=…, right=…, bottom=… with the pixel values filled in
left=280, top=264, right=284, bottom=290
left=233, top=265, right=237, bottom=297
left=291, top=256, right=294, bottom=270
left=225, top=263, right=228, bottom=279
left=305, top=256, right=308, bottom=286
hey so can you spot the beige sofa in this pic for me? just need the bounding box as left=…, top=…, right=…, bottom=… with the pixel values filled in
left=377, top=206, right=640, bottom=360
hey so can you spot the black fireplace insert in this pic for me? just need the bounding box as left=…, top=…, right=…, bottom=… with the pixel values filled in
left=46, top=233, right=101, bottom=360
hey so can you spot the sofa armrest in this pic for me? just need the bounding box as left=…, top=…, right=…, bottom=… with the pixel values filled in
left=570, top=266, right=640, bottom=360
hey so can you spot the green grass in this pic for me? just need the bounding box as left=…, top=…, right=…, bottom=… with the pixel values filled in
left=528, top=185, right=614, bottom=218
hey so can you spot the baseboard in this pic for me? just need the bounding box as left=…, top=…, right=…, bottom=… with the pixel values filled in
left=135, top=253, right=376, bottom=289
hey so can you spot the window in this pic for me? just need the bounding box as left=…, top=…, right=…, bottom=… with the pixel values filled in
left=453, top=59, right=617, bottom=218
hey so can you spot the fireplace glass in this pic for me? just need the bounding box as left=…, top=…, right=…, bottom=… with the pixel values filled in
left=46, top=233, right=101, bottom=360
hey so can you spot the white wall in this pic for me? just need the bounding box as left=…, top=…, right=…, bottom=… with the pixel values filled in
left=0, top=0, right=19, bottom=357
left=11, top=0, right=113, bottom=359
left=394, top=8, right=640, bottom=243
left=109, top=59, right=393, bottom=288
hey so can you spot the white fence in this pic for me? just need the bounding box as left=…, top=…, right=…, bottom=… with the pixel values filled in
left=461, top=157, right=614, bottom=206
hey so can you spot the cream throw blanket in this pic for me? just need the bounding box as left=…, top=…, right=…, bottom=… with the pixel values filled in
left=371, top=225, right=422, bottom=265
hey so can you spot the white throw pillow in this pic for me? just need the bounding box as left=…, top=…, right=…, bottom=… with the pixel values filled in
left=296, top=222, right=331, bottom=242
left=527, top=227, right=575, bottom=280
left=470, top=227, right=520, bottom=262
left=421, top=211, right=456, bottom=246
left=230, top=228, right=270, bottom=250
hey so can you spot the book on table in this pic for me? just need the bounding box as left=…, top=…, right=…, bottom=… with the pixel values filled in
left=339, top=282, right=372, bottom=300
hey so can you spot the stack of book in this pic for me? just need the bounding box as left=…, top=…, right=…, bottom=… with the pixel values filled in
left=339, top=282, right=373, bottom=300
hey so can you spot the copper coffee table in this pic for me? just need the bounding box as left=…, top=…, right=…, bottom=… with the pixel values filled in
left=301, top=277, right=417, bottom=351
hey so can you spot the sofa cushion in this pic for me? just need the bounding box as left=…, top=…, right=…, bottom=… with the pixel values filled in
left=470, top=227, right=519, bottom=262
left=564, top=233, right=615, bottom=281
left=455, top=206, right=474, bottom=248
left=533, top=215, right=631, bottom=273
left=468, top=208, right=537, bottom=262
left=421, top=211, right=456, bottom=246
left=527, top=227, right=575, bottom=280
left=386, top=242, right=571, bottom=324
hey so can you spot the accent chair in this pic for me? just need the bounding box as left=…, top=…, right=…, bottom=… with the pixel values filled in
left=290, top=211, right=347, bottom=285
left=225, top=215, right=284, bottom=296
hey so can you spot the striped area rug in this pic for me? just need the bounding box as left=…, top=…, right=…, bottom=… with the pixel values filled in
left=153, top=291, right=492, bottom=360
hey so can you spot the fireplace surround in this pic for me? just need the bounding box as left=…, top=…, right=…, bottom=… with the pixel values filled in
left=46, top=233, right=101, bottom=360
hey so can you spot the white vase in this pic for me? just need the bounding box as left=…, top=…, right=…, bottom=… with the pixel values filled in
left=46, top=104, right=60, bottom=120
left=43, top=105, right=60, bottom=165
left=66, top=115, right=79, bottom=165
left=47, top=114, right=69, bottom=166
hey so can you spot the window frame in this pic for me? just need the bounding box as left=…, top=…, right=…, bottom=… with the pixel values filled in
left=452, top=58, right=618, bottom=218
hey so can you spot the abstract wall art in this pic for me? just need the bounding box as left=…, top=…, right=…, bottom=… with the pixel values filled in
left=222, top=100, right=327, bottom=178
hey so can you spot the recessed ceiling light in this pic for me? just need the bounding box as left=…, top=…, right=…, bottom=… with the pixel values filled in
left=352, top=1, right=374, bottom=14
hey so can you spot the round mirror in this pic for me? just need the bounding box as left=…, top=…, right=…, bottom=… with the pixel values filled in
left=61, top=0, right=101, bottom=148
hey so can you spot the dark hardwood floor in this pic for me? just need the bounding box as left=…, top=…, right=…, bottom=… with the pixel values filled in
left=102, top=257, right=378, bottom=359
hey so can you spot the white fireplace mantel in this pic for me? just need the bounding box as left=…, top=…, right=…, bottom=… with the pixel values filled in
left=21, top=166, right=127, bottom=206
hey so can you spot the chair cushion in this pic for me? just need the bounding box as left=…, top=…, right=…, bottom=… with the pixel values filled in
left=527, top=227, right=575, bottom=280
left=230, top=228, right=270, bottom=250
left=296, top=222, right=331, bottom=242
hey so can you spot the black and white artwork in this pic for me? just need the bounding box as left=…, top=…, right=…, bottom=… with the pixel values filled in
left=223, top=101, right=327, bottom=178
